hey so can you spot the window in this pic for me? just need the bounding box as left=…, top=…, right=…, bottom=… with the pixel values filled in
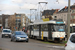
left=15, top=22, right=21, bottom=27
left=70, top=34, right=75, bottom=43
left=16, top=14, right=21, bottom=17
left=64, top=9, right=67, bottom=11
left=54, top=16, right=57, bottom=18
left=34, top=25, right=39, bottom=31
left=16, top=19, right=21, bottom=22
left=3, top=30, right=11, bottom=33
left=15, top=32, right=26, bottom=35
left=41, top=24, right=48, bottom=31
left=54, top=25, right=65, bottom=32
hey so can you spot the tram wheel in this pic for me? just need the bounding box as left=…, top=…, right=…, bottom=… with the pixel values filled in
left=34, top=37, right=37, bottom=40
left=54, top=38, right=59, bottom=43
left=44, top=38, right=47, bottom=42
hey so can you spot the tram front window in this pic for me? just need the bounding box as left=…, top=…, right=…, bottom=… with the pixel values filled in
left=54, top=25, right=65, bottom=32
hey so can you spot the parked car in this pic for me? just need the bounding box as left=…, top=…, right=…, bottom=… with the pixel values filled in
left=65, top=33, right=75, bottom=50
left=11, top=31, right=29, bottom=42
left=1, top=29, right=12, bottom=38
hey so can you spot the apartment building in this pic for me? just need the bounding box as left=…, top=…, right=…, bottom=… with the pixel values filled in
left=8, top=13, right=29, bottom=31
left=53, top=3, right=75, bottom=24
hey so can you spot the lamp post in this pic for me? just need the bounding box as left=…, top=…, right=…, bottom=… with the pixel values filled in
left=67, top=0, right=70, bottom=40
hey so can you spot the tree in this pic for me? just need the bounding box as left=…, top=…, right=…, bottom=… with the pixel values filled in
left=8, top=15, right=16, bottom=31
left=45, top=13, right=53, bottom=20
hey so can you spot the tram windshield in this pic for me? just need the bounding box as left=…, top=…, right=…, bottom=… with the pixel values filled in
left=53, top=25, right=65, bottom=32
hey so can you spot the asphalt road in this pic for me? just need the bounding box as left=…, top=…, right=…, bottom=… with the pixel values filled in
left=0, top=34, right=65, bottom=50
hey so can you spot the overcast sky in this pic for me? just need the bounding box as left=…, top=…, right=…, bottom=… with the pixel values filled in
left=0, top=0, right=75, bottom=19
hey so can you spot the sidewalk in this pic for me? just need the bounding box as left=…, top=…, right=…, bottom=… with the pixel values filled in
left=0, top=47, right=9, bottom=50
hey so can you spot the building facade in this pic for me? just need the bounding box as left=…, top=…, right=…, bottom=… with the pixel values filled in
left=2, top=14, right=10, bottom=28
left=42, top=9, right=59, bottom=20
left=53, top=3, right=75, bottom=24
left=8, top=13, right=30, bottom=31
left=53, top=12, right=68, bottom=24
left=71, top=4, right=75, bottom=23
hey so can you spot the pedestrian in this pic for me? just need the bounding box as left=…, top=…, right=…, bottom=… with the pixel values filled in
left=22, top=27, right=25, bottom=32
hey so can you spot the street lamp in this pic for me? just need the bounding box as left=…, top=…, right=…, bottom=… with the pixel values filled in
left=67, top=0, right=70, bottom=40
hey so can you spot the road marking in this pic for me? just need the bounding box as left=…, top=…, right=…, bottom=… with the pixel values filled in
left=46, top=45, right=65, bottom=49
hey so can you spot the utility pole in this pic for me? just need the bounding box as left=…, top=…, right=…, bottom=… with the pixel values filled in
left=30, top=9, right=37, bottom=22
left=72, top=16, right=73, bottom=33
left=38, top=2, right=48, bottom=19
left=30, top=9, right=31, bottom=23
left=67, top=0, right=70, bottom=40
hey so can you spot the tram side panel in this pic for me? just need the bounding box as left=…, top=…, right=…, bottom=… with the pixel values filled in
left=33, top=31, right=39, bottom=37
left=40, top=24, right=48, bottom=40
left=41, top=31, right=48, bottom=37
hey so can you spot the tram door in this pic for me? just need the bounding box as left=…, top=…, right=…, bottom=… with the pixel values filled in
left=39, top=25, right=41, bottom=39
left=30, top=25, right=33, bottom=37
left=30, top=25, right=31, bottom=37
left=48, top=24, right=52, bottom=39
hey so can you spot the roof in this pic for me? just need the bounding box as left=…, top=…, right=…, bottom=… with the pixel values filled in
left=29, top=19, right=65, bottom=25
left=42, top=10, right=56, bottom=16
left=28, top=23, right=33, bottom=25
left=58, top=4, right=75, bottom=13
left=3, top=29, right=10, bottom=30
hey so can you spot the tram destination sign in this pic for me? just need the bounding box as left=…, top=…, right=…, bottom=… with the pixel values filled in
left=43, top=18, right=49, bottom=22
left=56, top=21, right=64, bottom=24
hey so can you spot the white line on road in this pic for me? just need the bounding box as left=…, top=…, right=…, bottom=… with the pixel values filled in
left=46, top=45, right=65, bottom=49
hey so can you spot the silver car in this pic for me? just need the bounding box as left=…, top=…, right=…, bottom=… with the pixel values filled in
left=11, top=31, right=29, bottom=42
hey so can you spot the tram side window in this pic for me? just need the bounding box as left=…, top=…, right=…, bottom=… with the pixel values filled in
left=41, top=24, right=48, bottom=31
left=34, top=25, right=39, bottom=31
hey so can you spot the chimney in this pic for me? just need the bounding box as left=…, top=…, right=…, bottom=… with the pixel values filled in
left=65, top=6, right=67, bottom=9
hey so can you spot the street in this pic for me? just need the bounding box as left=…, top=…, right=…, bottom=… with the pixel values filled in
left=0, top=34, right=65, bottom=50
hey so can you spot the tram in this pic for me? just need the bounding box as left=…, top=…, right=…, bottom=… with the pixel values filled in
left=28, top=19, right=66, bottom=42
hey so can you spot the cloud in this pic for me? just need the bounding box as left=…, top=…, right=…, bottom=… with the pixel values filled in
left=0, top=0, right=75, bottom=16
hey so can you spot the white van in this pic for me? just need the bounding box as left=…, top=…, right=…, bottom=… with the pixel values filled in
left=1, top=29, right=12, bottom=38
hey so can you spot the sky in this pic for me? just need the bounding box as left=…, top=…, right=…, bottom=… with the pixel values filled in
left=0, top=0, right=75, bottom=19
